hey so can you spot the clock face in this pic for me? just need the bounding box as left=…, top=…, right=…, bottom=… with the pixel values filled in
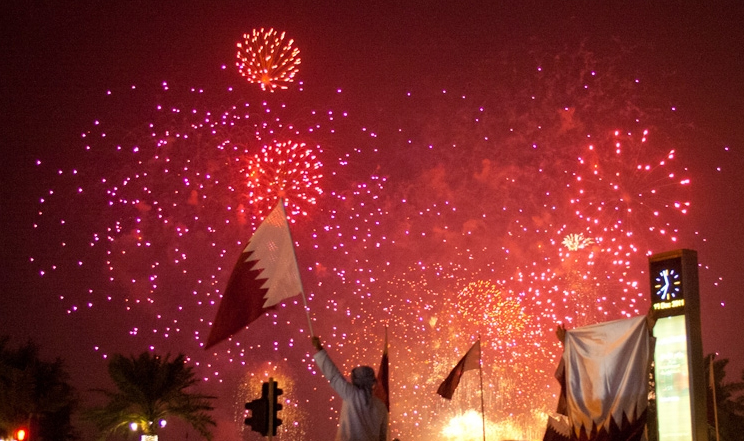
left=649, top=251, right=697, bottom=318
left=654, top=268, right=681, bottom=301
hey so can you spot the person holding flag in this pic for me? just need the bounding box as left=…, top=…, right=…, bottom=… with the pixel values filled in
left=312, top=336, right=388, bottom=441
left=206, top=199, right=389, bottom=439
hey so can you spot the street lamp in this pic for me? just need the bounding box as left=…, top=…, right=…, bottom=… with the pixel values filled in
left=128, top=421, right=162, bottom=441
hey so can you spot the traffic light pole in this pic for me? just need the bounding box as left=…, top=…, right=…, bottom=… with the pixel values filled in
left=267, top=377, right=275, bottom=441
left=245, top=378, right=282, bottom=438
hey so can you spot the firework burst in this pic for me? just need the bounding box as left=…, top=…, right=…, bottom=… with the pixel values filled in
left=562, top=233, right=594, bottom=251
left=236, top=28, right=301, bottom=92
left=243, top=140, right=323, bottom=222
left=569, top=129, right=691, bottom=253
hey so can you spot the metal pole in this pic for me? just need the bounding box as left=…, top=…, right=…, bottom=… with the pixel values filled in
left=279, top=198, right=315, bottom=337
left=268, top=377, right=274, bottom=441
left=711, top=356, right=719, bottom=441
left=478, top=336, right=486, bottom=441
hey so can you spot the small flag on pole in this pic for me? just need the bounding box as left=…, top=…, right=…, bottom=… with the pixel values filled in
left=205, top=202, right=304, bottom=349
left=375, top=327, right=390, bottom=410
left=436, top=340, right=480, bottom=400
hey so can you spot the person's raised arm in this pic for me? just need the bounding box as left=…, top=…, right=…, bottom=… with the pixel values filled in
left=311, top=335, right=356, bottom=400
left=312, top=336, right=323, bottom=353
left=645, top=306, right=657, bottom=333
left=555, top=323, right=566, bottom=345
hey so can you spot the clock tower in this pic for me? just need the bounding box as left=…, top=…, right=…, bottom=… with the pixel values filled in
left=648, top=249, right=708, bottom=441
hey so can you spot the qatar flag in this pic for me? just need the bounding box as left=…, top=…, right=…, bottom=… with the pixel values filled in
left=374, top=328, right=390, bottom=410
left=205, top=202, right=303, bottom=349
left=436, top=340, right=480, bottom=400
left=551, top=316, right=651, bottom=441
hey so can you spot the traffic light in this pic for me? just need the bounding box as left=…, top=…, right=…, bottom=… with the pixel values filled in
left=244, top=394, right=268, bottom=436
left=268, top=379, right=283, bottom=435
left=244, top=378, right=283, bottom=437
left=15, top=428, right=27, bottom=441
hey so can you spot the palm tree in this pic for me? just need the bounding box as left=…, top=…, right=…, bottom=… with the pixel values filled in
left=707, top=355, right=744, bottom=441
left=85, top=352, right=216, bottom=441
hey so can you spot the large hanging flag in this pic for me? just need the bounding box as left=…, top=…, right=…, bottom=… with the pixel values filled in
left=558, top=315, right=651, bottom=441
left=542, top=414, right=571, bottom=441
left=436, top=340, right=480, bottom=400
left=205, top=202, right=304, bottom=349
left=374, top=327, right=390, bottom=410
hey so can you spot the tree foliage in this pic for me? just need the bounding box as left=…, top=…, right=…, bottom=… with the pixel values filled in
left=85, top=352, right=216, bottom=440
left=0, top=336, right=78, bottom=441
left=707, top=355, right=744, bottom=441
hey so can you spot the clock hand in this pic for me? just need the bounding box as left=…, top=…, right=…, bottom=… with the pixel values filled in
left=661, top=271, right=670, bottom=300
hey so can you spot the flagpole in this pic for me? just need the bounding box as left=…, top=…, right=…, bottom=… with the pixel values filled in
left=297, top=283, right=314, bottom=337
left=383, top=326, right=390, bottom=413
left=478, top=335, right=486, bottom=441
left=711, top=355, right=720, bottom=441
left=279, top=198, right=315, bottom=337
left=384, top=327, right=389, bottom=411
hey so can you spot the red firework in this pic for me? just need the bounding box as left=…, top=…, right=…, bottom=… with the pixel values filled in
left=236, top=28, right=301, bottom=92
left=243, top=140, right=323, bottom=222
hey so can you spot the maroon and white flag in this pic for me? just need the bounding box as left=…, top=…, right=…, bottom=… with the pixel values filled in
left=205, top=202, right=303, bottom=349
left=559, top=316, right=651, bottom=441
left=436, top=340, right=480, bottom=400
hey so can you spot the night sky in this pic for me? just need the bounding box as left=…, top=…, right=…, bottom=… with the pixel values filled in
left=2, top=2, right=744, bottom=440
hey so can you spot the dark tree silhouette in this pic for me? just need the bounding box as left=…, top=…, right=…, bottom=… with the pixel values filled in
left=0, top=336, right=78, bottom=441
left=707, top=355, right=744, bottom=441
